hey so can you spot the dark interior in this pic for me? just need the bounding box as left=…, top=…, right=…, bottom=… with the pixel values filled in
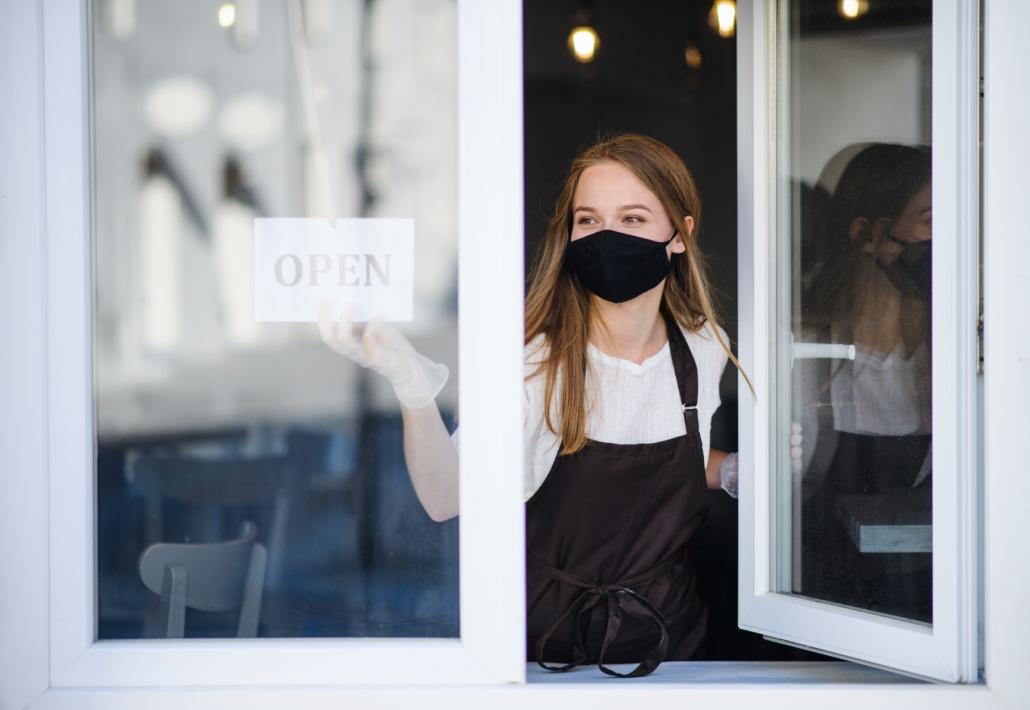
left=523, top=0, right=821, bottom=661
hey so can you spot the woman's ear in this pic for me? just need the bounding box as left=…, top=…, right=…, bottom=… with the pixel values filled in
left=848, top=217, right=876, bottom=254
left=672, top=216, right=694, bottom=254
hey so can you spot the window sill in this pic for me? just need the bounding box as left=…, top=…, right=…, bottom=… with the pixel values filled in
left=526, top=660, right=921, bottom=684
left=29, top=665, right=999, bottom=710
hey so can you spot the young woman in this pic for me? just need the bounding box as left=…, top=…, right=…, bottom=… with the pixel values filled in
left=319, top=133, right=745, bottom=677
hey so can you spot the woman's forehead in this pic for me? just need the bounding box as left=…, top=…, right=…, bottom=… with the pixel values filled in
left=573, top=161, right=662, bottom=210
left=903, top=182, right=932, bottom=213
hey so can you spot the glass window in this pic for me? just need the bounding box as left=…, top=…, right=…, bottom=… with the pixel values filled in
left=774, top=0, right=933, bottom=623
left=92, top=0, right=459, bottom=639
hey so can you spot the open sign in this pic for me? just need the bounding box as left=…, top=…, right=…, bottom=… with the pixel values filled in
left=272, top=253, right=393, bottom=288
left=254, top=218, right=414, bottom=323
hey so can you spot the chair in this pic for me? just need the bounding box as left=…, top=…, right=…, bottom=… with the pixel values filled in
left=127, top=452, right=295, bottom=591
left=138, top=521, right=267, bottom=638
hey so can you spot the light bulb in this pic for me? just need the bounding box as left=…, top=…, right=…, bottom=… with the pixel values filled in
left=685, top=45, right=702, bottom=69
left=568, top=26, right=600, bottom=63
left=708, top=1, right=736, bottom=39
left=218, top=3, right=236, bottom=28
left=838, top=0, right=870, bottom=20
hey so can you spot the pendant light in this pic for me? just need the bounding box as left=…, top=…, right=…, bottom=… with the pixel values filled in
left=567, top=1, right=600, bottom=64
left=708, top=0, right=736, bottom=38
left=838, top=0, right=870, bottom=20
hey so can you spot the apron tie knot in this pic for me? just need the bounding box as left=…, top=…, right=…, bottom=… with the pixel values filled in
left=529, top=551, right=685, bottom=678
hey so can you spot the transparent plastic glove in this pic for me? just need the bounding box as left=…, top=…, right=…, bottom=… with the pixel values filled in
left=316, top=301, right=449, bottom=409
left=790, top=421, right=804, bottom=474
left=719, top=422, right=803, bottom=500
left=719, top=452, right=739, bottom=499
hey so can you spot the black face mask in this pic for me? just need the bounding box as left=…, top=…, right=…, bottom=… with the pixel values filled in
left=878, top=237, right=931, bottom=301
left=566, top=228, right=678, bottom=303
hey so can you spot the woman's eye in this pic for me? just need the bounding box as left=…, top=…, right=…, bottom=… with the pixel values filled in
left=577, top=217, right=595, bottom=224
left=624, top=215, right=644, bottom=223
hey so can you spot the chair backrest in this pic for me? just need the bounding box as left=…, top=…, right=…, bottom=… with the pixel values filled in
left=129, top=454, right=293, bottom=507
left=127, top=452, right=294, bottom=590
left=138, top=520, right=267, bottom=637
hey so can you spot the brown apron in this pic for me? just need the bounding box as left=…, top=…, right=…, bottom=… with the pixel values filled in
left=525, top=312, right=709, bottom=678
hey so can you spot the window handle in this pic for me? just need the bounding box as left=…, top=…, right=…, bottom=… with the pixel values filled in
left=790, top=332, right=855, bottom=369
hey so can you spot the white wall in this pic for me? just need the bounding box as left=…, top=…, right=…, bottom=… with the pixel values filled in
left=794, top=31, right=931, bottom=189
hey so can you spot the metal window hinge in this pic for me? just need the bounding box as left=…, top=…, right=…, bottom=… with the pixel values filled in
left=977, top=300, right=984, bottom=374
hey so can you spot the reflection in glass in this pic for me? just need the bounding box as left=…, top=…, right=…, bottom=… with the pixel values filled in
left=777, top=1, right=933, bottom=623
left=93, top=0, right=459, bottom=639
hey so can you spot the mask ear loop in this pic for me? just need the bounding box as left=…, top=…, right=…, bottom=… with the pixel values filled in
left=666, top=229, right=682, bottom=263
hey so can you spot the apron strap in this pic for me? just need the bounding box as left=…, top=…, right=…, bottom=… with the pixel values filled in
left=596, top=587, right=670, bottom=678
left=663, top=311, right=700, bottom=437
left=529, top=550, right=688, bottom=677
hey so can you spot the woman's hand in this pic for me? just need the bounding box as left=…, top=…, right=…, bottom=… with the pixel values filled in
left=711, top=423, right=804, bottom=499
left=317, top=300, right=458, bottom=521
left=706, top=449, right=729, bottom=491
left=790, top=421, right=804, bottom=474
left=317, top=300, right=449, bottom=409
left=716, top=451, right=737, bottom=497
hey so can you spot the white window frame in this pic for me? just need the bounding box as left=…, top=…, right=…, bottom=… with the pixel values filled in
left=2, top=0, right=1028, bottom=707
left=737, top=0, right=982, bottom=684
left=6, top=0, right=527, bottom=691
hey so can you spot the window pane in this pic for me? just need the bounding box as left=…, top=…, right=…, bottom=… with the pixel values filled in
left=92, top=0, right=459, bottom=639
left=774, top=0, right=933, bottom=623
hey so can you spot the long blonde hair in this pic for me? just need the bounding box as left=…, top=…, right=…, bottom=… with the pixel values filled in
left=524, top=133, right=750, bottom=454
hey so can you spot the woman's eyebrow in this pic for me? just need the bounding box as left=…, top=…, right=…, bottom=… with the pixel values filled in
left=573, top=204, right=653, bottom=214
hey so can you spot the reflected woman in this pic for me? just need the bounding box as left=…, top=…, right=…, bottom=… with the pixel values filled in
left=798, top=143, right=932, bottom=622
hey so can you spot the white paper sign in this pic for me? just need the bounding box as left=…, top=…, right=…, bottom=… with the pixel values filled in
left=254, top=218, right=414, bottom=322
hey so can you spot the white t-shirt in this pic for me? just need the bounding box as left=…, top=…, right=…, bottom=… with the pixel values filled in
left=451, top=321, right=729, bottom=502
left=830, top=340, right=931, bottom=437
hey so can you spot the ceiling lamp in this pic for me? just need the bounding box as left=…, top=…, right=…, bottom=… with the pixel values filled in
left=144, top=75, right=213, bottom=138
left=568, top=25, right=600, bottom=63
left=684, top=44, right=702, bottom=70
left=838, top=0, right=870, bottom=20
left=567, top=2, right=600, bottom=64
left=708, top=1, right=736, bottom=38
left=218, top=3, right=236, bottom=28
left=103, top=0, right=136, bottom=39
left=218, top=92, right=285, bottom=151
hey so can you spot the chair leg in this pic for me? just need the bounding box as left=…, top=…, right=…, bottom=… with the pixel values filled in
left=237, top=543, right=267, bottom=637
left=142, top=589, right=164, bottom=638
left=160, top=564, right=187, bottom=638
left=265, top=492, right=291, bottom=593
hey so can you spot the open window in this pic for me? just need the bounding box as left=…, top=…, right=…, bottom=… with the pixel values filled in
left=736, top=0, right=980, bottom=682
